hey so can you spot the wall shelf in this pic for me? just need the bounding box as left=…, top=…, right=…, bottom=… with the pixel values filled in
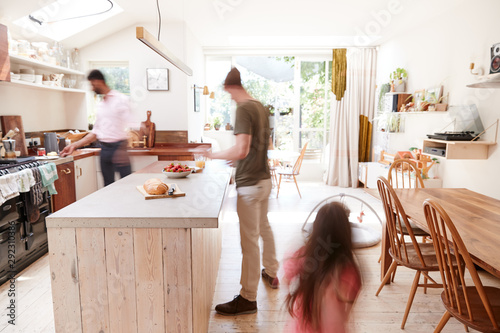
left=423, top=139, right=496, bottom=159
left=9, top=54, right=85, bottom=76
left=1, top=79, right=86, bottom=93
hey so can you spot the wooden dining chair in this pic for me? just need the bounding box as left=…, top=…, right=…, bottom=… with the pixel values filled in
left=383, top=159, right=431, bottom=275
left=375, top=176, right=444, bottom=329
left=387, top=158, right=425, bottom=189
left=268, top=158, right=280, bottom=188
left=423, top=199, right=500, bottom=333
left=276, top=142, right=308, bottom=198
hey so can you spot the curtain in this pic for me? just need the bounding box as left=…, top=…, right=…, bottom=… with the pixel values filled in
left=359, top=115, right=372, bottom=162
left=331, top=49, right=347, bottom=101
left=325, top=48, right=377, bottom=187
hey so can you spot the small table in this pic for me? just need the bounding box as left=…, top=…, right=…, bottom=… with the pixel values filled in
left=267, top=150, right=300, bottom=165
left=366, top=188, right=500, bottom=280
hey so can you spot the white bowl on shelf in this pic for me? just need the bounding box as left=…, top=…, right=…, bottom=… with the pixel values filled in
left=42, top=81, right=56, bottom=87
left=162, top=169, right=192, bottom=178
left=10, top=74, right=21, bottom=80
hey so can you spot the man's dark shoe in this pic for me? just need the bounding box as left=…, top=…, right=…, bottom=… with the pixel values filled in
left=262, top=269, right=279, bottom=289
left=215, top=295, right=257, bottom=316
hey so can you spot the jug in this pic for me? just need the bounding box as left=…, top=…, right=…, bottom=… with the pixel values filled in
left=44, top=133, right=59, bottom=154
left=3, top=137, right=16, bottom=158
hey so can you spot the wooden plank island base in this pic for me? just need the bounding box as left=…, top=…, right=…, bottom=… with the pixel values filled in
left=46, top=166, right=231, bottom=333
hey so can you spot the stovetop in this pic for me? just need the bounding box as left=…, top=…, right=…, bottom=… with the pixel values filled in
left=0, top=156, right=36, bottom=164
left=0, top=157, right=45, bottom=176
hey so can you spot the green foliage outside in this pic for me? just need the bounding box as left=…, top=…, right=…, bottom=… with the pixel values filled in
left=100, top=66, right=130, bottom=95
left=208, top=57, right=332, bottom=151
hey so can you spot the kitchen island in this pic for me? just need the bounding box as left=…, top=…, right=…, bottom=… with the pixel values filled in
left=46, top=161, right=231, bottom=333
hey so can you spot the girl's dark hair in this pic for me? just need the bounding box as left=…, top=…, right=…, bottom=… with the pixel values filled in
left=87, top=69, right=106, bottom=83
left=285, top=201, right=358, bottom=331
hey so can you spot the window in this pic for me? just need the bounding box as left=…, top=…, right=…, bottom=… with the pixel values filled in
left=87, top=61, right=130, bottom=126
left=13, top=0, right=123, bottom=42
left=205, top=55, right=332, bottom=159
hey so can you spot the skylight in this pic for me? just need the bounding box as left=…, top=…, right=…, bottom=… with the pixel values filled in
left=13, top=0, right=123, bottom=41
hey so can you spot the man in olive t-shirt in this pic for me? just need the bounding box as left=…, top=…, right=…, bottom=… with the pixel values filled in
left=205, top=68, right=279, bottom=316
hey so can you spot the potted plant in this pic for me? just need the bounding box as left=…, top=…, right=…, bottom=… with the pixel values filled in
left=390, top=68, right=408, bottom=92
left=212, top=113, right=223, bottom=130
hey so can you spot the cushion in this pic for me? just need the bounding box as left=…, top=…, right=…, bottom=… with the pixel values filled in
left=351, top=222, right=382, bottom=248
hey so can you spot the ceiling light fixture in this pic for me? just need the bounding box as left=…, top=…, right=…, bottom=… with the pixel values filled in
left=136, top=27, right=193, bottom=76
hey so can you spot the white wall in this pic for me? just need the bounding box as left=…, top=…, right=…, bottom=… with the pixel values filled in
left=185, top=26, right=207, bottom=143
left=79, top=21, right=205, bottom=136
left=0, top=80, right=87, bottom=132
left=375, top=0, right=500, bottom=199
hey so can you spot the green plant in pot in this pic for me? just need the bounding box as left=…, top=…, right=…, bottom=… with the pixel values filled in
left=390, top=68, right=407, bottom=92
left=212, top=113, right=223, bottom=130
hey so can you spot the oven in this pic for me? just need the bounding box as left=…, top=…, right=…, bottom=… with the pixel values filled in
left=0, top=161, right=51, bottom=285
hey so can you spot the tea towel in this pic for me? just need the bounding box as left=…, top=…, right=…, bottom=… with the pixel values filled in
left=0, top=173, right=20, bottom=201
left=38, top=163, right=58, bottom=195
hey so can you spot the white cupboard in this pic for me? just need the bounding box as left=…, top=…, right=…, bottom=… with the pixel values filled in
left=74, top=156, right=98, bottom=200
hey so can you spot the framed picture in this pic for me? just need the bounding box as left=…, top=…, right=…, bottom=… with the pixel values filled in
left=413, top=89, right=425, bottom=103
left=147, top=68, right=169, bottom=91
left=425, top=86, right=443, bottom=103
left=194, top=84, right=201, bottom=112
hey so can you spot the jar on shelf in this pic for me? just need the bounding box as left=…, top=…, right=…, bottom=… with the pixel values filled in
left=71, top=48, right=81, bottom=71
left=32, top=42, right=49, bottom=62
left=17, top=40, right=31, bottom=57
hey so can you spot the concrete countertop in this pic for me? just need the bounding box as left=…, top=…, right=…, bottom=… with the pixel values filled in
left=46, top=166, right=231, bottom=229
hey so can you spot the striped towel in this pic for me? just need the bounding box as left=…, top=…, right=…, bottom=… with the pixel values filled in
left=38, top=163, right=59, bottom=195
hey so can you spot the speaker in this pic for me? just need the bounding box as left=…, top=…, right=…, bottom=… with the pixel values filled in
left=490, top=43, right=500, bottom=74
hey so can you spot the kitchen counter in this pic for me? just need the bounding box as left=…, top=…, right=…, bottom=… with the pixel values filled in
left=69, top=143, right=211, bottom=161
left=34, top=155, right=73, bottom=165
left=46, top=162, right=231, bottom=333
left=46, top=162, right=230, bottom=228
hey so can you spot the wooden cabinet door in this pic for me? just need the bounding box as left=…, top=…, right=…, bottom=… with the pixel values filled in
left=52, top=161, right=76, bottom=212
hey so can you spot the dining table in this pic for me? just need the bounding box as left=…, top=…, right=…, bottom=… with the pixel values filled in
left=366, top=187, right=500, bottom=281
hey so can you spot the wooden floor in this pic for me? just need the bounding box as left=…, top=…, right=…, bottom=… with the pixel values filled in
left=1, top=181, right=499, bottom=333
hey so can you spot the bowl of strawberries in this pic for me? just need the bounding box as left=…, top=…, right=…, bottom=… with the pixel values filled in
left=162, top=163, right=193, bottom=178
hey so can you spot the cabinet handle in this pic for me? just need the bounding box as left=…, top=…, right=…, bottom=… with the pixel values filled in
left=62, top=168, right=72, bottom=174
left=79, top=168, right=82, bottom=177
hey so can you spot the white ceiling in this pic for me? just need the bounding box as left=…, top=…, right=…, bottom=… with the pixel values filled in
left=0, top=0, right=466, bottom=50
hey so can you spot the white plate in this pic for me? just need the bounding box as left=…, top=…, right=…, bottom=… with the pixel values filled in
left=162, top=169, right=192, bottom=178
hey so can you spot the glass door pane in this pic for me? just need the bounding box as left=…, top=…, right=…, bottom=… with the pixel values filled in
left=299, top=60, right=332, bottom=155
left=235, top=56, right=295, bottom=150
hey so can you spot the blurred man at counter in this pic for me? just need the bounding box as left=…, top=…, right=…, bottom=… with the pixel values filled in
left=61, top=69, right=136, bottom=186
left=205, top=67, right=279, bottom=316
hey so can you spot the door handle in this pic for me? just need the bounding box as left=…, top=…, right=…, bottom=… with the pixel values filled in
left=62, top=168, right=71, bottom=174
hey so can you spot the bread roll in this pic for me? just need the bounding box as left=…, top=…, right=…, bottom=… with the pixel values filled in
left=143, top=178, right=169, bottom=195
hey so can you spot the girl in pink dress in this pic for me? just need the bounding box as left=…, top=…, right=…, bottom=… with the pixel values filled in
left=283, top=202, right=361, bottom=333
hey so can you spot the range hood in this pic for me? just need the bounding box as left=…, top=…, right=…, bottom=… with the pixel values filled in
left=466, top=73, right=500, bottom=88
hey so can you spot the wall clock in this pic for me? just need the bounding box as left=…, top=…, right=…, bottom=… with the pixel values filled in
left=147, top=68, right=169, bottom=91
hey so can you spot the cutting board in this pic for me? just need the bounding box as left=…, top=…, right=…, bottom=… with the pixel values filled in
left=0, top=115, right=28, bottom=156
left=140, top=110, right=156, bottom=148
left=136, top=183, right=185, bottom=199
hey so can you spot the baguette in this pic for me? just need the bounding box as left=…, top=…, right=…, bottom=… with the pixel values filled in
left=143, top=178, right=169, bottom=195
